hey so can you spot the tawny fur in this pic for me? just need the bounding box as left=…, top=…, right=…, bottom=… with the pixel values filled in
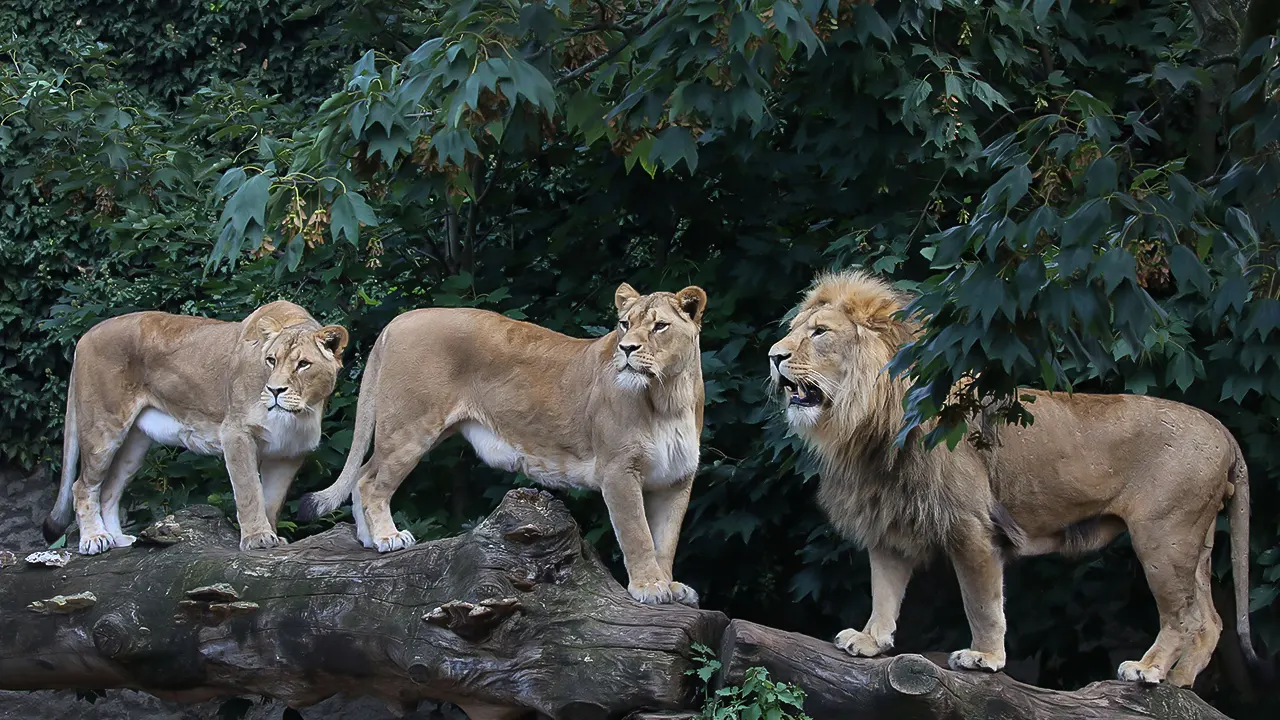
left=298, top=283, right=707, bottom=606
left=768, top=269, right=1258, bottom=687
left=45, top=301, right=348, bottom=555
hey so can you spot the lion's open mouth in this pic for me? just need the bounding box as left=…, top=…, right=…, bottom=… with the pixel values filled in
left=778, top=376, right=824, bottom=407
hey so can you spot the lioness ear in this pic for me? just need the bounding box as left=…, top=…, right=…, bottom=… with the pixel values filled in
left=615, top=282, right=641, bottom=314
left=315, top=325, right=349, bottom=363
left=675, top=286, right=707, bottom=325
left=257, top=316, right=283, bottom=342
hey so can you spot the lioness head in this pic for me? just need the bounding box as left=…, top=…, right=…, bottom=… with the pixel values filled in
left=255, top=316, right=349, bottom=414
left=612, top=282, right=707, bottom=392
left=768, top=271, right=914, bottom=431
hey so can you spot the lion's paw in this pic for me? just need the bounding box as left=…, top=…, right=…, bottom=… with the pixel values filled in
left=948, top=649, right=1005, bottom=673
left=374, top=530, right=416, bottom=553
left=628, top=580, right=675, bottom=605
left=111, top=534, right=136, bottom=548
left=240, top=531, right=287, bottom=551
left=668, top=581, right=700, bottom=607
left=79, top=533, right=116, bottom=555
left=834, top=628, right=891, bottom=657
left=1117, top=660, right=1164, bottom=685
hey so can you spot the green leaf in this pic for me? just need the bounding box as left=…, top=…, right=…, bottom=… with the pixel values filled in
left=772, top=1, right=823, bottom=57
left=1167, top=245, right=1211, bottom=295
left=650, top=126, right=698, bottom=174
left=986, top=164, right=1032, bottom=212
left=329, top=191, right=379, bottom=246
left=213, top=167, right=247, bottom=198
left=1032, top=0, right=1055, bottom=24
left=220, top=172, right=272, bottom=234
left=1249, top=583, right=1279, bottom=612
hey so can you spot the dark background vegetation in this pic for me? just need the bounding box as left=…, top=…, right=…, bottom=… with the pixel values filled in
left=2, top=0, right=1278, bottom=716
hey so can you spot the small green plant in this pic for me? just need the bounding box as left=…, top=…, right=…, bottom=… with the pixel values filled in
left=686, top=643, right=812, bottom=720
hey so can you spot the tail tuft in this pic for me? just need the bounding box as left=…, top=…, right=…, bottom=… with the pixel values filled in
left=42, top=514, right=70, bottom=545
left=296, top=491, right=329, bottom=522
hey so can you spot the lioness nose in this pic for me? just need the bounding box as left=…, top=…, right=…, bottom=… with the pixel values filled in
left=267, top=386, right=287, bottom=398
left=770, top=352, right=790, bottom=368
left=620, top=343, right=640, bottom=356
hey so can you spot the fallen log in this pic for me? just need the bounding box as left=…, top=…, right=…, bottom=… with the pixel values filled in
left=717, top=620, right=1232, bottom=720
left=0, top=489, right=1234, bottom=720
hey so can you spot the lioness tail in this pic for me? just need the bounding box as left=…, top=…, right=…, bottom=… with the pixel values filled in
left=297, top=336, right=381, bottom=521
left=43, top=368, right=79, bottom=544
left=1228, top=438, right=1265, bottom=677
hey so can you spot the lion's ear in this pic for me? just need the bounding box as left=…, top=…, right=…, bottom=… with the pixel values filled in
left=257, top=315, right=283, bottom=342
left=615, top=282, right=641, bottom=313
left=315, top=325, right=349, bottom=362
left=675, top=286, right=707, bottom=325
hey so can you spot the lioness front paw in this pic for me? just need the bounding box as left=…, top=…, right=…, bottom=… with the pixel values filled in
left=1117, top=660, right=1164, bottom=685
left=628, top=580, right=675, bottom=605
left=834, top=628, right=891, bottom=657
left=948, top=649, right=1005, bottom=673
left=374, top=530, right=416, bottom=553
left=669, top=581, right=700, bottom=608
left=79, top=533, right=116, bottom=555
left=240, top=531, right=287, bottom=551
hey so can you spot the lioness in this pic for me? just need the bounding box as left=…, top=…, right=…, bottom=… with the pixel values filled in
left=767, top=270, right=1258, bottom=686
left=298, top=283, right=706, bottom=605
left=43, top=301, right=349, bottom=555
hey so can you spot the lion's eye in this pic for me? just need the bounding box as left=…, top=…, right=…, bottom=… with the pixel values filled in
left=266, top=356, right=276, bottom=367
left=811, top=327, right=828, bottom=338
left=653, top=321, right=670, bottom=332
left=297, top=360, right=311, bottom=371
left=619, top=320, right=630, bottom=331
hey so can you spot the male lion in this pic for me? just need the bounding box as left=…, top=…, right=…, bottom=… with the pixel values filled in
left=767, top=270, right=1258, bottom=686
left=43, top=301, right=349, bottom=555
left=298, top=283, right=706, bottom=605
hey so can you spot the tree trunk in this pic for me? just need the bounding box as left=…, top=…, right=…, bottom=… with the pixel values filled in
left=0, top=490, right=1234, bottom=720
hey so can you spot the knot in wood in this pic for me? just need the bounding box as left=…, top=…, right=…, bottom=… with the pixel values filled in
left=138, top=515, right=184, bottom=546
left=503, top=523, right=551, bottom=544
left=92, top=613, right=132, bottom=658
left=887, top=654, right=941, bottom=696
left=424, top=597, right=523, bottom=641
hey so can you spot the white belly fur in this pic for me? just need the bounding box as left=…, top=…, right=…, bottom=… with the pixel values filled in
left=458, top=416, right=699, bottom=490
left=135, top=407, right=320, bottom=459
left=459, top=421, right=595, bottom=490
left=136, top=408, right=223, bottom=456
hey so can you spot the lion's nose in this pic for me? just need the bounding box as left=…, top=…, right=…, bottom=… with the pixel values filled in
left=620, top=343, right=640, bottom=356
left=769, top=352, right=790, bottom=369
left=267, top=386, right=287, bottom=398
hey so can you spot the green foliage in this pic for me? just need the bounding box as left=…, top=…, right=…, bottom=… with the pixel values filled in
left=687, top=642, right=811, bottom=720
left=3, top=2, right=1280, bottom=715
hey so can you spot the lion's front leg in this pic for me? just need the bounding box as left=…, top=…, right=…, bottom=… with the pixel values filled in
left=835, top=546, right=913, bottom=657
left=260, top=456, right=305, bottom=533
left=221, top=431, right=283, bottom=551
left=947, top=526, right=1007, bottom=673
left=601, top=466, right=670, bottom=605
left=644, top=475, right=698, bottom=606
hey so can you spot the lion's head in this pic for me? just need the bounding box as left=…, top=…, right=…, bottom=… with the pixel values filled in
left=768, top=270, right=915, bottom=438
left=254, top=315, right=349, bottom=414
left=612, top=282, right=707, bottom=392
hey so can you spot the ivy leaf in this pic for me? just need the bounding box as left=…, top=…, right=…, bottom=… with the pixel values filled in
left=329, top=191, right=379, bottom=246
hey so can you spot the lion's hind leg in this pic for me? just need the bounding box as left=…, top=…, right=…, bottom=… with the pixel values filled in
left=98, top=425, right=152, bottom=548
left=72, top=411, right=135, bottom=555
left=359, top=423, right=442, bottom=553
left=1119, top=516, right=1212, bottom=685
left=1166, top=526, right=1223, bottom=687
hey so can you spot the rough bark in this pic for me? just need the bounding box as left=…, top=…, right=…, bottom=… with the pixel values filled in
left=0, top=489, right=1236, bottom=720
left=717, top=620, right=1232, bottom=720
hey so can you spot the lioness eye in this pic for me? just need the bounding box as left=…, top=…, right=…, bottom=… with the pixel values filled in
left=653, top=321, right=670, bottom=332
left=297, top=360, right=311, bottom=370
left=811, top=327, right=828, bottom=338
left=266, top=356, right=276, bottom=367
left=619, top=320, right=630, bottom=331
